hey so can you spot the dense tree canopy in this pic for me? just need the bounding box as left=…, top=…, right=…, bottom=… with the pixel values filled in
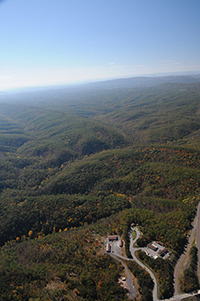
left=0, top=78, right=200, bottom=299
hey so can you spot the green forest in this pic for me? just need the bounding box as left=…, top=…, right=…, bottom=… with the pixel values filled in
left=0, top=76, right=200, bottom=300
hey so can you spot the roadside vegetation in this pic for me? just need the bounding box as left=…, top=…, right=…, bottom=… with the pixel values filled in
left=180, top=246, right=199, bottom=292
left=136, top=250, right=174, bottom=299
left=127, top=260, right=154, bottom=301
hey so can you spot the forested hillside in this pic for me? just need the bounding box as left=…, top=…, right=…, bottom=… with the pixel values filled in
left=0, top=76, right=200, bottom=300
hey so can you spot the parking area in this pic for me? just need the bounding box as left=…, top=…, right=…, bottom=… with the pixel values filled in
left=104, top=235, right=124, bottom=256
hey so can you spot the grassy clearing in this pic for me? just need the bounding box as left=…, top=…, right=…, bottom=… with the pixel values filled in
left=131, top=230, right=137, bottom=240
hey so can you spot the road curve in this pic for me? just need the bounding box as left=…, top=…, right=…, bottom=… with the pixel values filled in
left=128, top=228, right=200, bottom=301
left=109, top=218, right=200, bottom=301
left=111, top=254, right=138, bottom=300
left=129, top=233, right=158, bottom=301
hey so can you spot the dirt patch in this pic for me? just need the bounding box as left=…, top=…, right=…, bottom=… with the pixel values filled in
left=118, top=278, right=130, bottom=290
left=45, top=279, right=66, bottom=291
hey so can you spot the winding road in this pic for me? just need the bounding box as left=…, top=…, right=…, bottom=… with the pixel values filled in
left=129, top=231, right=158, bottom=301
left=110, top=203, right=200, bottom=301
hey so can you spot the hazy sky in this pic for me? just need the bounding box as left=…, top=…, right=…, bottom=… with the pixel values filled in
left=0, top=0, right=200, bottom=90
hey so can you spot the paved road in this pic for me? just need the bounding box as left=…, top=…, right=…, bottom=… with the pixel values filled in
left=108, top=203, right=200, bottom=301
left=174, top=202, right=200, bottom=295
left=130, top=226, right=200, bottom=301
left=111, top=254, right=138, bottom=300
left=112, top=251, right=198, bottom=301
left=196, top=203, right=200, bottom=278
left=131, top=227, right=140, bottom=245
left=129, top=231, right=158, bottom=301
left=109, top=228, right=158, bottom=300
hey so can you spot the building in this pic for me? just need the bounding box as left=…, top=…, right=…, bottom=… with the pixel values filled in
left=106, top=243, right=111, bottom=252
left=157, top=241, right=164, bottom=247
left=108, top=235, right=118, bottom=241
left=158, top=248, right=168, bottom=257
left=147, top=243, right=158, bottom=252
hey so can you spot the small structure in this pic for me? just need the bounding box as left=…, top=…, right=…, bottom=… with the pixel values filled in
left=108, top=235, right=118, bottom=241
left=157, top=241, right=164, bottom=247
left=106, top=243, right=111, bottom=252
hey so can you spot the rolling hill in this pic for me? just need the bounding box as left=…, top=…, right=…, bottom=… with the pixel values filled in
left=0, top=75, right=200, bottom=300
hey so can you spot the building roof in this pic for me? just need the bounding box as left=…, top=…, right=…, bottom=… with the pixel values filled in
left=158, top=248, right=168, bottom=256
left=147, top=243, right=158, bottom=252
left=108, top=235, right=118, bottom=241
left=106, top=243, right=111, bottom=252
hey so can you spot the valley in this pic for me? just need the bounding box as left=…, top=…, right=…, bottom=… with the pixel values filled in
left=0, top=75, right=200, bottom=300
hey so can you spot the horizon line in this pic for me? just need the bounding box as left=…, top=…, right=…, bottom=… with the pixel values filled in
left=1, top=70, right=200, bottom=93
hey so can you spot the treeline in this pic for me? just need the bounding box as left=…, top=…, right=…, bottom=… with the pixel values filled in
left=0, top=225, right=128, bottom=301
left=0, top=116, right=29, bottom=152
left=127, top=261, right=154, bottom=301
left=180, top=246, right=199, bottom=292
left=0, top=143, right=199, bottom=247
left=1, top=140, right=200, bottom=200
left=118, top=200, right=196, bottom=255
left=137, top=250, right=174, bottom=299
left=0, top=193, right=130, bottom=246
left=0, top=190, right=196, bottom=254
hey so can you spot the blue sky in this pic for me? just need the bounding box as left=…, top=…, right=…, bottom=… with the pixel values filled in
left=0, top=0, right=200, bottom=90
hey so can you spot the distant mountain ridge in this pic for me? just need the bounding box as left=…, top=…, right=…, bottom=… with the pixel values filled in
left=1, top=74, right=200, bottom=98
left=85, top=74, right=200, bottom=89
